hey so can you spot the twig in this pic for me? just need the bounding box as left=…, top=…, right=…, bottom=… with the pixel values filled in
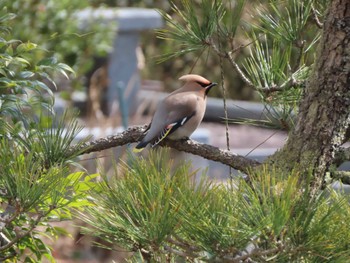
left=217, top=27, right=233, bottom=179
left=258, top=77, right=305, bottom=96
left=0, top=211, right=48, bottom=252
left=69, top=125, right=261, bottom=174
left=245, top=130, right=279, bottom=157
left=208, top=40, right=254, bottom=88
left=225, top=51, right=255, bottom=88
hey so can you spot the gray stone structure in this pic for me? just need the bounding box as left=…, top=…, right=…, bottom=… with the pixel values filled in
left=76, top=8, right=163, bottom=127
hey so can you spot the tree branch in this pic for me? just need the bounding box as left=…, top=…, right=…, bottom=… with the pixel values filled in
left=0, top=211, right=48, bottom=252
left=258, top=77, right=306, bottom=96
left=70, top=125, right=260, bottom=174
left=208, top=40, right=255, bottom=88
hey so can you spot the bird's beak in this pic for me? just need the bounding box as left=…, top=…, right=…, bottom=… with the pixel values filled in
left=205, top=82, right=217, bottom=95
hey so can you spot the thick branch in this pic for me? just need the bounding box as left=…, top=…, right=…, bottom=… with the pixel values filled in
left=71, top=125, right=260, bottom=174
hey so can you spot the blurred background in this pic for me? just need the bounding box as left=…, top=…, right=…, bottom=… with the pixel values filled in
left=5, top=0, right=291, bottom=262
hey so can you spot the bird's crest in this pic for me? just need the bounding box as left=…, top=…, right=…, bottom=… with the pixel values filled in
left=179, top=74, right=211, bottom=87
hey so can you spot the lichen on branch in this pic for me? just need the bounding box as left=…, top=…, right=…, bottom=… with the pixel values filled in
left=70, top=125, right=260, bottom=174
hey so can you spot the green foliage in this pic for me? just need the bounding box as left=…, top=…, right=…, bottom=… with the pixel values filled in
left=81, top=152, right=350, bottom=262
left=239, top=0, right=320, bottom=129
left=0, top=7, right=93, bottom=262
left=0, top=6, right=74, bottom=124
left=0, top=109, right=93, bottom=262
left=8, top=111, right=92, bottom=168
left=4, top=0, right=115, bottom=90
left=157, top=0, right=224, bottom=61
left=80, top=151, right=201, bottom=253
left=255, top=0, right=313, bottom=43
left=0, top=134, right=92, bottom=262
left=234, top=168, right=350, bottom=262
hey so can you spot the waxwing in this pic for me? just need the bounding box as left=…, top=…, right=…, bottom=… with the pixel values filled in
left=134, top=74, right=217, bottom=152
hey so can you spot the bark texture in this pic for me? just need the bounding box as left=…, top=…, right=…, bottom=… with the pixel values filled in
left=269, top=0, right=350, bottom=184
left=71, top=125, right=260, bottom=174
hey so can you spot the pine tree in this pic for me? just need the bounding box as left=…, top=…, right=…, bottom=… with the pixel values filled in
left=80, top=0, right=350, bottom=262
left=1, top=0, right=350, bottom=262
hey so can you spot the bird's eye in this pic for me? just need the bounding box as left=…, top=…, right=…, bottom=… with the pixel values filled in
left=196, top=81, right=209, bottom=88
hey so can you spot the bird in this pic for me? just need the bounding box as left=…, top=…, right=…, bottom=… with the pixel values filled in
left=134, top=74, right=217, bottom=152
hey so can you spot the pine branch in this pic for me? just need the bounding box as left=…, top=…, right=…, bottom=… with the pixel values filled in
left=258, top=77, right=306, bottom=96
left=70, top=125, right=260, bottom=174
left=208, top=40, right=255, bottom=88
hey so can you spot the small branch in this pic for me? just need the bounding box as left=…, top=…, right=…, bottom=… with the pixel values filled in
left=225, top=51, right=255, bottom=88
left=208, top=40, right=254, bottom=88
left=70, top=125, right=261, bottom=174
left=258, top=77, right=306, bottom=96
left=0, top=212, right=46, bottom=252
left=159, top=138, right=260, bottom=173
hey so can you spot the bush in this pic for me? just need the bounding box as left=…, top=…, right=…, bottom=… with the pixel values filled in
left=82, top=151, right=350, bottom=262
left=0, top=6, right=92, bottom=262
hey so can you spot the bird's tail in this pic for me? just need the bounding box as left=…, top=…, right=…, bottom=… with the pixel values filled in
left=133, top=140, right=148, bottom=153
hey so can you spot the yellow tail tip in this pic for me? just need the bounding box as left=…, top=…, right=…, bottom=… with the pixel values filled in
left=133, top=147, right=144, bottom=153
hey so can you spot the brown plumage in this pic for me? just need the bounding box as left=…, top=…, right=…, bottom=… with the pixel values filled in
left=134, top=74, right=216, bottom=152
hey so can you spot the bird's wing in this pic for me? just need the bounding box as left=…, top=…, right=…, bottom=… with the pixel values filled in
left=150, top=93, right=197, bottom=147
left=151, top=111, right=195, bottom=147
